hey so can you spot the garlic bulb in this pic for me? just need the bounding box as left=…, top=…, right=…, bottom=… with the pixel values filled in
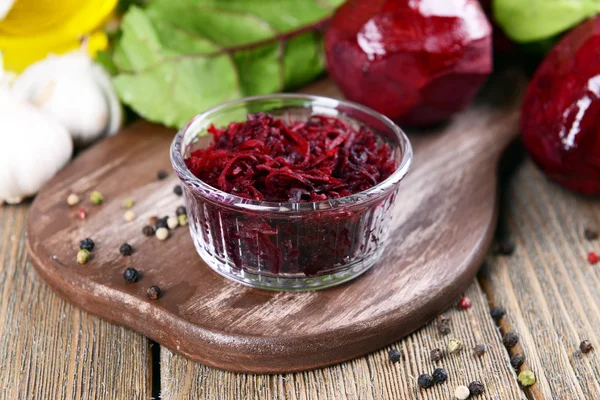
left=12, top=49, right=122, bottom=146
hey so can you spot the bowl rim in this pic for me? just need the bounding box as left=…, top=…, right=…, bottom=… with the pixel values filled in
left=170, top=93, right=413, bottom=213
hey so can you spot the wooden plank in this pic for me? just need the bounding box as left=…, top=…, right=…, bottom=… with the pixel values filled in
left=160, top=281, right=524, bottom=399
left=0, top=204, right=150, bottom=399
left=480, top=161, right=600, bottom=399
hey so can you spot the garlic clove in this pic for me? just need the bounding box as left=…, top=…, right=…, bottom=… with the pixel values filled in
left=91, top=62, right=123, bottom=136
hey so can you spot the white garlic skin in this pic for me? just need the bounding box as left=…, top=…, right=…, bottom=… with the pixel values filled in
left=0, top=88, right=73, bottom=204
left=12, top=50, right=122, bottom=146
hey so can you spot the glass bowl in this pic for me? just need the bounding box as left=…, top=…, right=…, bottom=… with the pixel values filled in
left=170, top=94, right=412, bottom=291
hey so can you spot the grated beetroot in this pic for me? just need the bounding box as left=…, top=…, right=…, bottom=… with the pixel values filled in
left=185, top=113, right=397, bottom=202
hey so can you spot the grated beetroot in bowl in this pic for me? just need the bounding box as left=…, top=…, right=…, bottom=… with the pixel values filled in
left=184, top=113, right=397, bottom=202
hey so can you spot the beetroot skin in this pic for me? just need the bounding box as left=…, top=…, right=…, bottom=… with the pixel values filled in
left=521, top=16, right=600, bottom=195
left=324, top=0, right=493, bottom=126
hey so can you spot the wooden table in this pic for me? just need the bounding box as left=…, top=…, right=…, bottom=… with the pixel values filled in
left=2, top=158, right=600, bottom=399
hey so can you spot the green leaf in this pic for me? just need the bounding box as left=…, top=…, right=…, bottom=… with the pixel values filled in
left=494, top=0, right=600, bottom=43
left=112, top=0, right=344, bottom=128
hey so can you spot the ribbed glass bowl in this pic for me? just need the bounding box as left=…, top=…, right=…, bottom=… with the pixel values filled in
left=171, top=94, right=412, bottom=291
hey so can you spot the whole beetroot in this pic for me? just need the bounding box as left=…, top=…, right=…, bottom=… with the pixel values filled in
left=324, top=0, right=493, bottom=126
left=521, top=16, right=600, bottom=195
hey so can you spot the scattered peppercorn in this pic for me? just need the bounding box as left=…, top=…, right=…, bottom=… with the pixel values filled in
left=495, top=239, right=515, bottom=255
left=167, top=216, right=179, bottom=230
left=417, top=374, right=434, bottom=389
left=157, top=170, right=168, bottom=180
left=67, top=193, right=80, bottom=206
left=79, top=238, right=95, bottom=251
left=436, top=314, right=451, bottom=336
left=173, top=185, right=183, bottom=196
left=156, top=217, right=169, bottom=230
left=147, top=285, right=161, bottom=300
left=584, top=228, right=598, bottom=241
left=490, top=307, right=505, bottom=320
left=518, top=370, right=536, bottom=387
left=119, top=243, right=134, bottom=256
left=503, top=332, right=519, bottom=348
left=156, top=227, right=169, bottom=241
left=124, top=210, right=136, bottom=222
left=150, top=216, right=159, bottom=226
left=432, top=368, right=448, bottom=384
left=455, top=385, right=470, bottom=399
left=580, top=340, right=593, bottom=354
left=588, top=251, right=599, bottom=264
left=430, top=348, right=443, bottom=362
left=123, top=267, right=140, bottom=283
left=142, top=225, right=155, bottom=237
left=447, top=338, right=463, bottom=354
left=468, top=381, right=485, bottom=396
left=474, top=344, right=486, bottom=357
left=510, top=353, right=525, bottom=370
left=77, top=207, right=88, bottom=220
left=458, top=296, right=471, bottom=309
left=176, top=205, right=187, bottom=216
left=388, top=349, right=401, bottom=363
left=76, top=249, right=91, bottom=264
left=178, top=214, right=189, bottom=226
left=124, top=199, right=134, bottom=209
left=90, top=191, right=104, bottom=205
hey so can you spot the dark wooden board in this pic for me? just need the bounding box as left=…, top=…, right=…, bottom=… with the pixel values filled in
left=27, top=69, right=525, bottom=373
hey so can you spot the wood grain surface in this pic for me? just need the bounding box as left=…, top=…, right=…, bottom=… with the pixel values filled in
left=25, top=69, right=526, bottom=373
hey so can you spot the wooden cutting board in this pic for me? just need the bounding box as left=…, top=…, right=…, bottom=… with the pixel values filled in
left=27, top=68, right=526, bottom=373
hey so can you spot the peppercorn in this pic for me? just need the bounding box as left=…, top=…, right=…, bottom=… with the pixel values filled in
left=157, top=170, right=168, bottom=180
left=79, top=238, right=95, bottom=251
left=430, top=348, right=443, bottom=362
left=173, top=185, right=183, bottom=196
left=156, top=227, right=169, bottom=241
left=458, top=296, right=471, bottom=309
left=142, top=225, right=155, bottom=237
left=447, top=338, right=463, bottom=354
left=76, top=249, right=91, bottom=264
left=490, top=307, right=505, bottom=320
left=123, top=267, right=140, bottom=283
left=67, top=193, right=80, bottom=206
left=167, top=216, right=179, bottom=230
left=147, top=285, right=161, bottom=300
left=156, top=217, right=169, bottom=230
left=436, top=314, right=451, bottom=336
left=432, top=368, right=447, bottom=384
left=150, top=216, right=159, bottom=226
left=124, top=210, right=136, bottom=222
left=455, top=385, right=470, bottom=399
left=176, top=206, right=187, bottom=216
left=584, top=228, right=598, bottom=241
left=510, top=353, right=524, bottom=370
left=417, top=374, right=434, bottom=389
left=468, top=381, right=485, bottom=396
left=503, top=332, right=519, bottom=348
left=77, top=207, right=88, bottom=220
left=124, top=199, right=134, bottom=209
left=90, top=191, right=104, bottom=205
left=495, top=239, right=515, bottom=255
left=518, top=370, right=536, bottom=386
left=119, top=243, right=134, bottom=256
left=388, top=349, right=401, bottom=363
left=474, top=344, right=486, bottom=357
left=580, top=340, right=593, bottom=354
left=588, top=251, right=599, bottom=264
left=178, top=214, right=188, bottom=227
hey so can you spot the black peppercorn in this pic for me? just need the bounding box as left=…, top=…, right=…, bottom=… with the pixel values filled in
left=503, top=332, right=519, bottom=348
left=176, top=205, right=187, bottom=216
left=417, top=374, right=434, bottom=389
left=495, top=239, right=515, bottom=255
left=490, top=307, right=506, bottom=320
left=388, top=349, right=401, bottom=363
left=468, top=381, right=485, bottom=396
left=474, top=344, right=486, bottom=357
left=142, top=225, right=155, bottom=237
left=79, top=238, right=95, bottom=251
left=584, top=228, right=598, bottom=241
left=156, top=216, right=169, bottom=230
left=173, top=185, right=183, bottom=196
left=436, top=314, right=451, bottom=336
left=123, top=267, right=140, bottom=283
left=510, top=353, right=525, bottom=370
left=430, top=348, right=443, bottom=362
left=157, top=170, right=168, bottom=180
left=432, top=368, right=447, bottom=384
left=580, top=340, right=593, bottom=354
left=147, top=285, right=161, bottom=300
left=119, top=243, right=134, bottom=256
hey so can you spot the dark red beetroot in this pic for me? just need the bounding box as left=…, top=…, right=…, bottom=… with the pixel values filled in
left=324, top=0, right=493, bottom=126
left=521, top=16, right=600, bottom=195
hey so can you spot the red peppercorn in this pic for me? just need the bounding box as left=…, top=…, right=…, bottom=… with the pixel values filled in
left=588, top=252, right=599, bottom=265
left=458, top=296, right=472, bottom=309
left=77, top=207, right=87, bottom=220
